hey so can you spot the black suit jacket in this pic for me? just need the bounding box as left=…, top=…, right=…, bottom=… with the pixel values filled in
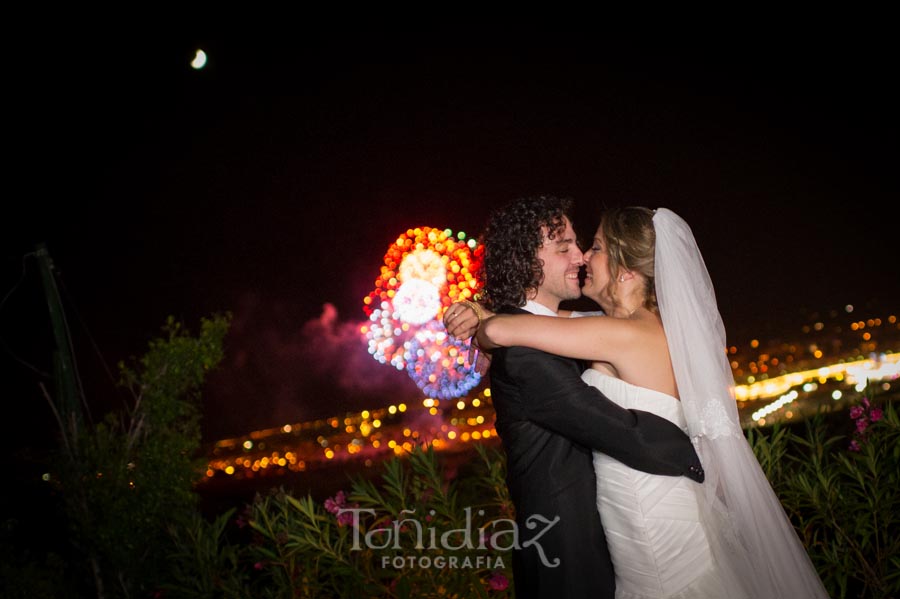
left=489, top=308, right=703, bottom=599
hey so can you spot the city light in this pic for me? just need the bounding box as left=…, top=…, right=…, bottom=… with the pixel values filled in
left=202, top=313, right=899, bottom=481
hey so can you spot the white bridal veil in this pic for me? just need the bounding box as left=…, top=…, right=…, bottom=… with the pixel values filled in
left=653, top=208, right=829, bottom=598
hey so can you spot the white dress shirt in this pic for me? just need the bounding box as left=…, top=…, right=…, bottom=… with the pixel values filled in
left=522, top=300, right=604, bottom=319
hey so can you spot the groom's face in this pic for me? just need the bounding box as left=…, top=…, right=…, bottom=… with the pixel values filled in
left=531, top=217, right=584, bottom=309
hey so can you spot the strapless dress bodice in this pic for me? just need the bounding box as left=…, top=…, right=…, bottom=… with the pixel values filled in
left=581, top=369, right=686, bottom=431
left=582, top=370, right=740, bottom=599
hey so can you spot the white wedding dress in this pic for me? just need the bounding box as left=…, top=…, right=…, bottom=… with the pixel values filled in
left=583, top=369, right=748, bottom=599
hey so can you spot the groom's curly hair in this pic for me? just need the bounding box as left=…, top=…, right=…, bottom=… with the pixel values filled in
left=480, top=195, right=574, bottom=311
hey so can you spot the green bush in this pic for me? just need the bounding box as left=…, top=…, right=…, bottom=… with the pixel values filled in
left=163, top=444, right=516, bottom=598
left=163, top=508, right=248, bottom=598
left=243, top=444, right=514, bottom=598
left=54, top=314, right=231, bottom=598
left=748, top=385, right=900, bottom=599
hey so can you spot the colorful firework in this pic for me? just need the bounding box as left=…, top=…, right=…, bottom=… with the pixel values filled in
left=361, top=226, right=484, bottom=399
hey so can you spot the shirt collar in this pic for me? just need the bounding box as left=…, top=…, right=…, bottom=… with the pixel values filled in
left=523, top=300, right=559, bottom=317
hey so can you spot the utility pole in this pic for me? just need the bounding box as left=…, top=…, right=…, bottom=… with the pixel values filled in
left=35, top=243, right=83, bottom=455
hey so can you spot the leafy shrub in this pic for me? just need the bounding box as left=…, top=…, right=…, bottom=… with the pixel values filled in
left=34, top=310, right=515, bottom=598
left=53, top=314, right=231, bottom=597
left=243, top=444, right=514, bottom=598
left=748, top=386, right=899, bottom=598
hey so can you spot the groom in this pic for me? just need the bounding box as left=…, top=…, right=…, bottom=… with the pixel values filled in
left=444, top=196, right=704, bottom=599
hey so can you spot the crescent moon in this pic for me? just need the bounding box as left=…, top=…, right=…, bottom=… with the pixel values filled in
left=191, top=49, right=207, bottom=70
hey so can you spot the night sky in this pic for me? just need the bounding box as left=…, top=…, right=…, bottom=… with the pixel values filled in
left=5, top=32, right=898, bottom=444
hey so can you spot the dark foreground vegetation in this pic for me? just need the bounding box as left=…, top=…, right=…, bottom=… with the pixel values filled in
left=3, top=315, right=897, bottom=598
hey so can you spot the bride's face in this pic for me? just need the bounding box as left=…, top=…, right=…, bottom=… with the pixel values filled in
left=582, top=227, right=612, bottom=303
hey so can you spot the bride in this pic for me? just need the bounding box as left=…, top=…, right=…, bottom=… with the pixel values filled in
left=466, top=207, right=827, bottom=598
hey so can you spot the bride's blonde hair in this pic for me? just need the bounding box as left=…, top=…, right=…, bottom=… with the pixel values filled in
left=599, top=206, right=658, bottom=314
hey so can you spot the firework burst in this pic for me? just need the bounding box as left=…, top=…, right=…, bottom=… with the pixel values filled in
left=361, top=226, right=484, bottom=399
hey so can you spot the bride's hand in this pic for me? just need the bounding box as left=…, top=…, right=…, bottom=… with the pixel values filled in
left=443, top=300, right=493, bottom=340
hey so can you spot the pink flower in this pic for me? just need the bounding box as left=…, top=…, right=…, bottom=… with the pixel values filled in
left=856, top=418, right=869, bottom=434
left=479, top=531, right=501, bottom=550
left=487, top=571, right=509, bottom=591
left=324, top=490, right=359, bottom=526
left=862, top=397, right=870, bottom=408
left=849, top=440, right=861, bottom=452
left=870, top=407, right=883, bottom=422
left=324, top=490, right=347, bottom=515
left=849, top=406, right=865, bottom=420
left=254, top=561, right=265, bottom=570
left=336, top=510, right=358, bottom=527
